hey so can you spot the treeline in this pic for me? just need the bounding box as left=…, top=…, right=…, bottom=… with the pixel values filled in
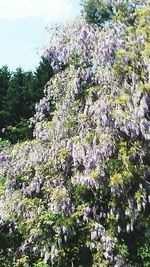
left=0, top=59, right=53, bottom=143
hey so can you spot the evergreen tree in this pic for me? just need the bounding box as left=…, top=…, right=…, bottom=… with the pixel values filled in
left=0, top=66, right=11, bottom=133
left=0, top=59, right=53, bottom=143
left=82, top=0, right=145, bottom=26
left=82, top=0, right=114, bottom=26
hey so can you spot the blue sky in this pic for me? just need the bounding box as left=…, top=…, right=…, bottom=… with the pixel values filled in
left=0, top=0, right=81, bottom=71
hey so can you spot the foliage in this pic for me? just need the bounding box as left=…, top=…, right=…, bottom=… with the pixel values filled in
left=81, top=0, right=114, bottom=26
left=0, top=1, right=150, bottom=266
left=0, top=59, right=53, bottom=143
left=82, top=0, right=147, bottom=26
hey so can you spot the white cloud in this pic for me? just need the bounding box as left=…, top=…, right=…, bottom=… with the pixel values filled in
left=0, top=0, right=80, bottom=21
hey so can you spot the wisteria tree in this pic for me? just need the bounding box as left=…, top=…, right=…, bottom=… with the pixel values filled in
left=0, top=1, right=150, bottom=266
